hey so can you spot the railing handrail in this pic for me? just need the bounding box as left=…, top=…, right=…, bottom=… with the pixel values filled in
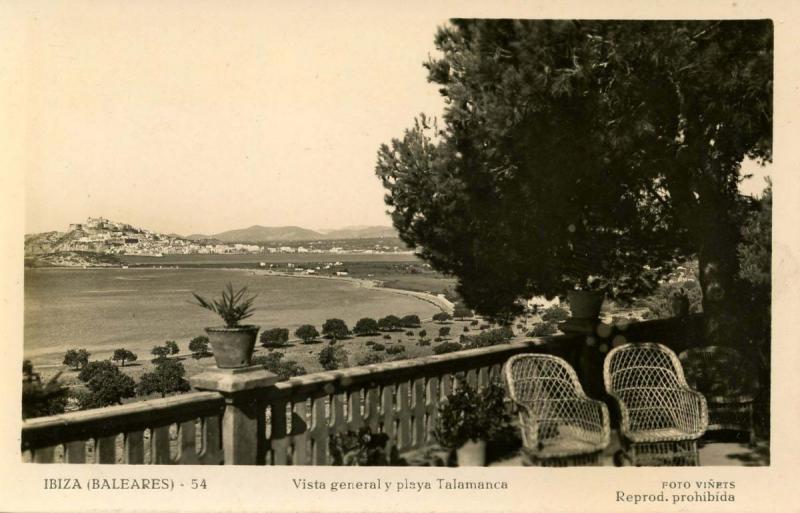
left=22, top=391, right=224, bottom=449
left=269, top=336, right=572, bottom=398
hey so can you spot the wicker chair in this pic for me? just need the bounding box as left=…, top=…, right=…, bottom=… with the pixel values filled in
left=603, top=343, right=708, bottom=466
left=678, top=346, right=755, bottom=444
left=503, top=354, right=610, bottom=466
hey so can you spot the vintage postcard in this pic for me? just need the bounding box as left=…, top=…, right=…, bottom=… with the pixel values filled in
left=1, top=0, right=798, bottom=512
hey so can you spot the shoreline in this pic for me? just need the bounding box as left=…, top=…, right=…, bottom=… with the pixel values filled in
left=25, top=267, right=453, bottom=367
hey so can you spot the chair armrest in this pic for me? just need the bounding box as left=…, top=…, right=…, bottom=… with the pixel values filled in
left=676, top=387, right=708, bottom=437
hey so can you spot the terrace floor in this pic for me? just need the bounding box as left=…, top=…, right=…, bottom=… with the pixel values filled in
left=403, top=430, right=769, bottom=467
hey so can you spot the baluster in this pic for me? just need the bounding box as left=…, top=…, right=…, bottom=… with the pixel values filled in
left=466, top=369, right=478, bottom=388
left=151, top=425, right=172, bottom=464
left=200, top=415, right=223, bottom=464
left=33, top=445, right=56, bottom=463
left=124, top=431, right=144, bottom=464
left=64, top=441, right=86, bottom=463
left=397, top=381, right=411, bottom=451
left=291, top=401, right=309, bottom=465
left=95, top=435, right=117, bottom=464
left=177, top=420, right=198, bottom=464
left=311, top=396, right=329, bottom=465
left=365, top=385, right=379, bottom=431
left=381, top=385, right=396, bottom=445
left=478, top=366, right=490, bottom=389
left=331, top=391, right=346, bottom=434
left=426, top=376, right=441, bottom=445
left=270, top=400, right=289, bottom=465
left=441, top=373, right=454, bottom=398
left=349, top=389, right=364, bottom=430
left=412, top=378, right=426, bottom=448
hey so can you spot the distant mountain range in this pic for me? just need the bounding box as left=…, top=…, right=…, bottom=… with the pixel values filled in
left=185, top=225, right=398, bottom=242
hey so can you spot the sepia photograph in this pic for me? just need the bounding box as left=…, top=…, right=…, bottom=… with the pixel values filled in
left=1, top=1, right=797, bottom=512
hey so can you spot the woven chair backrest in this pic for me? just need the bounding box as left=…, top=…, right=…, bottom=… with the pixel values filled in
left=604, top=343, right=692, bottom=432
left=505, top=354, right=583, bottom=406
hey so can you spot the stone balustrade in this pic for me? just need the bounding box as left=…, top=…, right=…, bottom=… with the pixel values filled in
left=21, top=315, right=701, bottom=465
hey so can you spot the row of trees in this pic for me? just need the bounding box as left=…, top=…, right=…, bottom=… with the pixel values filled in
left=259, top=313, right=435, bottom=346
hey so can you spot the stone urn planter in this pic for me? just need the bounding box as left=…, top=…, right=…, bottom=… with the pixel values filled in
left=205, top=325, right=260, bottom=369
left=456, top=440, right=487, bottom=467
left=567, top=290, right=605, bottom=320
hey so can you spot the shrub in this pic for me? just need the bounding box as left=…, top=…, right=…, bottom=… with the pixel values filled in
left=433, top=383, right=511, bottom=449
left=463, top=326, right=514, bottom=349
left=433, top=312, right=452, bottom=323
left=418, top=329, right=427, bottom=338
left=357, top=353, right=385, bottom=366
left=463, top=326, right=470, bottom=332
left=540, top=305, right=570, bottom=323
left=406, top=330, right=414, bottom=337
left=417, top=339, right=431, bottom=347
left=137, top=359, right=191, bottom=398
left=329, top=427, right=395, bottom=466
left=189, top=335, right=211, bottom=358
left=385, top=344, right=405, bottom=355
left=63, top=348, right=90, bottom=370
left=111, top=348, right=138, bottom=367
left=319, top=345, right=349, bottom=370
left=353, top=318, right=379, bottom=336
left=295, top=324, right=320, bottom=343
left=383, top=334, right=391, bottom=340
left=400, top=314, right=421, bottom=328
left=438, top=326, right=451, bottom=338
left=365, top=340, right=375, bottom=346
left=377, top=315, right=401, bottom=331
left=470, top=320, right=479, bottom=326
left=260, top=328, right=289, bottom=347
left=322, top=318, right=350, bottom=340
left=371, top=343, right=386, bottom=352
left=528, top=323, right=558, bottom=337
left=252, top=353, right=307, bottom=380
left=433, top=342, right=463, bottom=355
left=434, top=337, right=443, bottom=342
left=479, top=324, right=490, bottom=330
left=639, top=279, right=702, bottom=320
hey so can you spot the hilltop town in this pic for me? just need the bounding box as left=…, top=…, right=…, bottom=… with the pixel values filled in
left=24, top=217, right=411, bottom=265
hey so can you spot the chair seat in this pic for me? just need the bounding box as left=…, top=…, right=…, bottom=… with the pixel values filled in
left=525, top=434, right=605, bottom=459
left=625, top=427, right=699, bottom=443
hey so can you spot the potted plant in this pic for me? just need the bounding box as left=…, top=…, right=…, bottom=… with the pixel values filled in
left=191, top=283, right=259, bottom=369
left=433, top=383, right=510, bottom=466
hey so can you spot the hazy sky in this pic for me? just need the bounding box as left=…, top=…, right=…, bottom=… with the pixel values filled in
left=23, top=4, right=771, bottom=235
left=24, top=3, right=447, bottom=235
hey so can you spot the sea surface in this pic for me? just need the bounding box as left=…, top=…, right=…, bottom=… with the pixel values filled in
left=24, top=268, right=439, bottom=364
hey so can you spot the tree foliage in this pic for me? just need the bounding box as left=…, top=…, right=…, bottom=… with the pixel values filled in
left=188, top=335, right=211, bottom=358
left=353, top=318, right=380, bottom=336
left=432, top=312, right=452, bottom=323
left=165, top=340, right=180, bottom=355
left=377, top=315, right=402, bottom=331
left=151, top=345, right=170, bottom=361
left=63, top=348, right=90, bottom=370
left=400, top=314, right=421, bottom=327
left=78, top=360, right=118, bottom=383
left=295, top=324, right=320, bottom=343
left=80, top=364, right=136, bottom=407
left=376, top=20, right=772, bottom=329
left=112, top=348, right=138, bottom=367
left=322, top=319, right=350, bottom=340
left=137, top=359, right=190, bottom=398
left=252, top=352, right=307, bottom=381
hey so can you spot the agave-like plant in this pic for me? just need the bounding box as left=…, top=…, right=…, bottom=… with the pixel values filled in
left=191, top=282, right=257, bottom=328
